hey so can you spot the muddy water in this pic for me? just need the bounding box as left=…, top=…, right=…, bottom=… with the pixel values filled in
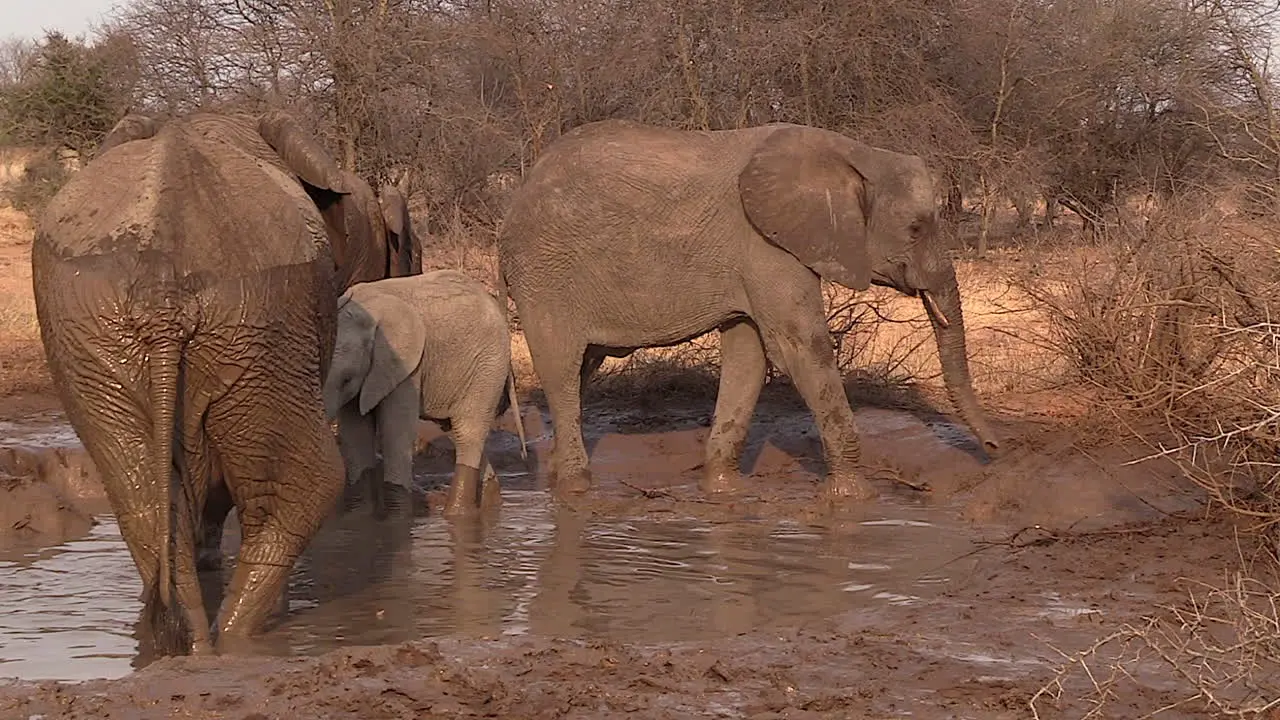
left=0, top=487, right=973, bottom=682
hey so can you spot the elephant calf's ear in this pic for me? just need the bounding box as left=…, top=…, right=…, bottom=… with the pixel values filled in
left=738, top=126, right=873, bottom=292
left=355, top=293, right=428, bottom=416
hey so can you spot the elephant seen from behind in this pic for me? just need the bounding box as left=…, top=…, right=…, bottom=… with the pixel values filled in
left=323, top=270, right=529, bottom=519
left=32, top=110, right=375, bottom=656
left=497, top=119, right=1002, bottom=502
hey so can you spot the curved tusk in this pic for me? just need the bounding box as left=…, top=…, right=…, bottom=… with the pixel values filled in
left=920, top=290, right=951, bottom=329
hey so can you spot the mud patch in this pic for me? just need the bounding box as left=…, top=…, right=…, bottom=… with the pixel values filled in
left=0, top=475, right=94, bottom=550
left=0, top=388, right=1240, bottom=718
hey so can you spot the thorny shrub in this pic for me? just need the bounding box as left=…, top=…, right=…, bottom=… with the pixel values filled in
left=1016, top=201, right=1280, bottom=529
left=3, top=150, right=70, bottom=215
left=1017, top=200, right=1280, bottom=718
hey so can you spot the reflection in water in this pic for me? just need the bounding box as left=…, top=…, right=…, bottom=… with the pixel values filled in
left=0, top=490, right=968, bottom=681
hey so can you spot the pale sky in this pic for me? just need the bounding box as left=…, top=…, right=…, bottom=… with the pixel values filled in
left=2, top=0, right=123, bottom=42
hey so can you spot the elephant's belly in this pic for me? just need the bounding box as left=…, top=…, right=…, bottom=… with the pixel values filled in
left=582, top=278, right=746, bottom=349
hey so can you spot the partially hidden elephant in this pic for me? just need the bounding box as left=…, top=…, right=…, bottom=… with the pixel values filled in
left=496, top=119, right=1002, bottom=502
left=322, top=270, right=529, bottom=519
left=32, top=110, right=381, bottom=656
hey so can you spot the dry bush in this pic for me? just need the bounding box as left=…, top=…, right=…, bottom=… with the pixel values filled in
left=1030, top=556, right=1280, bottom=719
left=1018, top=199, right=1280, bottom=715
left=1014, top=200, right=1280, bottom=519
left=2, top=150, right=72, bottom=215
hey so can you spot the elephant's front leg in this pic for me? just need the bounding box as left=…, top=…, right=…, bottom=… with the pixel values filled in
left=751, top=286, right=874, bottom=502
left=374, top=379, right=422, bottom=522
left=336, top=403, right=378, bottom=512
left=703, top=318, right=767, bottom=495
left=761, top=320, right=873, bottom=500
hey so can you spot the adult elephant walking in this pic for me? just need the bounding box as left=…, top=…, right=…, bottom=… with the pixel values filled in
left=32, top=110, right=377, bottom=656
left=497, top=119, right=1002, bottom=502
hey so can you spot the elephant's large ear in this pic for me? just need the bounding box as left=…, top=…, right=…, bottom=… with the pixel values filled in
left=256, top=110, right=348, bottom=196
left=738, top=126, right=873, bottom=292
left=356, top=292, right=426, bottom=416
left=97, top=114, right=157, bottom=157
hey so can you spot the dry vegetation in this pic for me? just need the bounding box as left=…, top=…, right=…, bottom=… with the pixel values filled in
left=2, top=0, right=1280, bottom=714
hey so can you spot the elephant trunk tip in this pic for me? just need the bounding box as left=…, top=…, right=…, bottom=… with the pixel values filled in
left=973, top=424, right=1002, bottom=458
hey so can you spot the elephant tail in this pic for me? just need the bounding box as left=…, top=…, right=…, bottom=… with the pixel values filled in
left=144, top=328, right=193, bottom=654
left=494, top=266, right=527, bottom=460
left=506, top=369, right=528, bottom=461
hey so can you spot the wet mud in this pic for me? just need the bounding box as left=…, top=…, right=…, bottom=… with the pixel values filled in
left=0, top=384, right=1240, bottom=719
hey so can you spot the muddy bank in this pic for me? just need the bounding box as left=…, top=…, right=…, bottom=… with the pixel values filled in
left=0, top=514, right=1242, bottom=719
left=0, top=475, right=94, bottom=548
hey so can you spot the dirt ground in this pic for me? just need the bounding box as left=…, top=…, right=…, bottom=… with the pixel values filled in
left=0, top=200, right=1267, bottom=719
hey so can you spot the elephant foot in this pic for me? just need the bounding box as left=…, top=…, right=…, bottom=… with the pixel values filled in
left=480, top=468, right=503, bottom=512
left=444, top=465, right=484, bottom=518
left=551, top=466, right=592, bottom=496
left=820, top=474, right=877, bottom=503
left=213, top=631, right=267, bottom=657
left=374, top=482, right=423, bottom=522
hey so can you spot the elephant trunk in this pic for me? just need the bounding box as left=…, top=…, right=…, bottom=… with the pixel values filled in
left=922, top=262, right=1001, bottom=454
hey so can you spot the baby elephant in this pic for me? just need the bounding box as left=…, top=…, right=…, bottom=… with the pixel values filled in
left=323, top=270, right=528, bottom=519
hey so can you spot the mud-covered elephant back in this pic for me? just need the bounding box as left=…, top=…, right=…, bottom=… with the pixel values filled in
left=37, top=113, right=338, bottom=273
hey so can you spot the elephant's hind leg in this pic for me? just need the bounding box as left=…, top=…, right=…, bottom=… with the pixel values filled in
left=212, top=426, right=344, bottom=648
left=444, top=409, right=498, bottom=517
left=40, top=327, right=214, bottom=654
left=703, top=318, right=767, bottom=495
left=204, top=352, right=345, bottom=646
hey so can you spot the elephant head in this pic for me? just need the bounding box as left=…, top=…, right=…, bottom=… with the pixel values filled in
left=379, top=182, right=421, bottom=278
left=257, top=112, right=417, bottom=291
left=738, top=125, right=1000, bottom=453
left=97, top=114, right=159, bottom=157
left=324, top=288, right=427, bottom=419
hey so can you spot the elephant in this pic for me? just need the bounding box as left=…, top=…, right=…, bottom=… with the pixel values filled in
left=322, top=269, right=529, bottom=519
left=496, top=119, right=1002, bottom=502
left=324, top=169, right=422, bottom=289
left=31, top=109, right=379, bottom=656
left=188, top=135, right=422, bottom=572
